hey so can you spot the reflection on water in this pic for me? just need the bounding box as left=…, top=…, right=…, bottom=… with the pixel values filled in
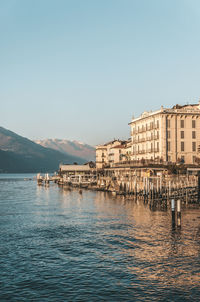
left=93, top=193, right=200, bottom=289
left=0, top=174, right=200, bottom=301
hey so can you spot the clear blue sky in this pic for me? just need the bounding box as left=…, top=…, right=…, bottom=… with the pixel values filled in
left=1, top=0, right=200, bottom=145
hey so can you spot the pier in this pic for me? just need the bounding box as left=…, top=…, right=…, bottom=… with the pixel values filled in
left=94, top=166, right=199, bottom=208
left=37, top=164, right=200, bottom=208
left=36, top=163, right=200, bottom=232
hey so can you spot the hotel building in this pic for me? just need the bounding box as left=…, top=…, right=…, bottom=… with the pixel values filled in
left=129, top=103, right=200, bottom=164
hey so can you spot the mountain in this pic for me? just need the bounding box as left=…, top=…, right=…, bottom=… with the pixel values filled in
left=0, top=127, right=86, bottom=173
left=34, top=139, right=95, bottom=162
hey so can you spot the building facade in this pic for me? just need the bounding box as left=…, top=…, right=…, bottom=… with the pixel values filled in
left=108, top=139, right=132, bottom=165
left=129, top=103, right=200, bottom=164
left=96, top=140, right=122, bottom=169
left=96, top=139, right=131, bottom=168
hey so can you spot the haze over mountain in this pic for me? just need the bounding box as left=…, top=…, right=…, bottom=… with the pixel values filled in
left=0, top=127, right=86, bottom=173
left=35, top=139, right=95, bottom=162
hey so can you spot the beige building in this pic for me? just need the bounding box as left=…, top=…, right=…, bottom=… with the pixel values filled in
left=108, top=139, right=132, bottom=165
left=124, top=139, right=132, bottom=161
left=129, top=103, right=200, bottom=164
left=96, top=140, right=122, bottom=169
left=96, top=139, right=131, bottom=168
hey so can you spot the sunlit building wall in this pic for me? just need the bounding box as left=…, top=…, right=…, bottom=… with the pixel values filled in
left=129, top=103, right=200, bottom=164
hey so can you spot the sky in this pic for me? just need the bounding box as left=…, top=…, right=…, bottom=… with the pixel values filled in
left=1, top=0, right=200, bottom=145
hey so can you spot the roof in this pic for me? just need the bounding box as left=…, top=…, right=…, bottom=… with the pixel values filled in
left=129, top=102, right=200, bottom=125
left=96, top=139, right=122, bottom=149
left=112, top=144, right=126, bottom=149
left=129, top=109, right=162, bottom=124
left=96, top=145, right=107, bottom=150
left=172, top=104, right=198, bottom=109
left=103, top=139, right=121, bottom=146
left=60, top=164, right=90, bottom=172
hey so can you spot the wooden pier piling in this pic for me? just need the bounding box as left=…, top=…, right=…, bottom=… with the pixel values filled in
left=198, top=172, right=200, bottom=202
left=171, top=199, right=175, bottom=229
left=177, top=199, right=181, bottom=228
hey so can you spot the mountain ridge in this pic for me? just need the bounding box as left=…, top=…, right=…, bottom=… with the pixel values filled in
left=34, top=138, right=95, bottom=162
left=0, top=127, right=87, bottom=173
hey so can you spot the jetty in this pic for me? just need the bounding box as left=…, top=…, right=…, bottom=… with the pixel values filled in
left=36, top=163, right=200, bottom=207
left=36, top=173, right=59, bottom=185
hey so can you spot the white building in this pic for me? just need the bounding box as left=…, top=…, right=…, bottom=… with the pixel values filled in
left=129, top=103, right=200, bottom=164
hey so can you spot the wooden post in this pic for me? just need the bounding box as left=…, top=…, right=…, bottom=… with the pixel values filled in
left=169, top=181, right=171, bottom=199
left=135, top=179, right=137, bottom=196
left=177, top=199, right=181, bottom=228
left=136, top=183, right=138, bottom=198
left=198, top=172, right=200, bottom=202
left=147, top=178, right=149, bottom=199
left=150, top=182, right=153, bottom=200
left=182, top=181, right=184, bottom=199
left=45, top=173, right=49, bottom=185
left=124, top=182, right=126, bottom=193
left=171, top=199, right=175, bottom=229
left=156, top=178, right=159, bottom=197
left=186, top=185, right=188, bottom=205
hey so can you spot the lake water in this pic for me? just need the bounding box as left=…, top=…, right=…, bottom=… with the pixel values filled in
left=0, top=174, right=200, bottom=301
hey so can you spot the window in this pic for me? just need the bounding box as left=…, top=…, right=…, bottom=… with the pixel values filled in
left=167, top=131, right=170, bottom=139
left=192, top=120, right=196, bottom=128
left=157, top=120, right=159, bottom=128
left=181, top=142, right=184, bottom=152
left=180, top=120, right=184, bottom=128
left=192, top=131, right=196, bottom=139
left=192, top=142, right=196, bottom=152
left=181, top=131, right=184, bottom=139
left=157, top=142, right=159, bottom=151
left=167, top=141, right=171, bottom=151
left=167, top=119, right=170, bottom=128
left=193, top=156, right=196, bottom=164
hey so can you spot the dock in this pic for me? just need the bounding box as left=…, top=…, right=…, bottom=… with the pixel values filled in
left=37, top=164, right=200, bottom=209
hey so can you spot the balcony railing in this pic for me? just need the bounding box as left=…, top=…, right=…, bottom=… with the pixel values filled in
left=132, top=135, right=160, bottom=143
left=134, top=148, right=160, bottom=155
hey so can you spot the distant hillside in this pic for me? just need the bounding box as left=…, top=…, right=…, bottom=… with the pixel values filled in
left=35, top=139, right=95, bottom=162
left=0, top=127, right=86, bottom=173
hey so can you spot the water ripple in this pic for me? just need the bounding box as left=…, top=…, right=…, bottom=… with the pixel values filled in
left=0, top=174, right=200, bottom=301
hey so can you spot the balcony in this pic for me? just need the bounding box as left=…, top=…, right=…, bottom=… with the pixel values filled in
left=154, top=134, right=159, bottom=140
left=145, top=148, right=160, bottom=153
left=131, top=129, right=138, bottom=135
left=137, top=137, right=145, bottom=143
